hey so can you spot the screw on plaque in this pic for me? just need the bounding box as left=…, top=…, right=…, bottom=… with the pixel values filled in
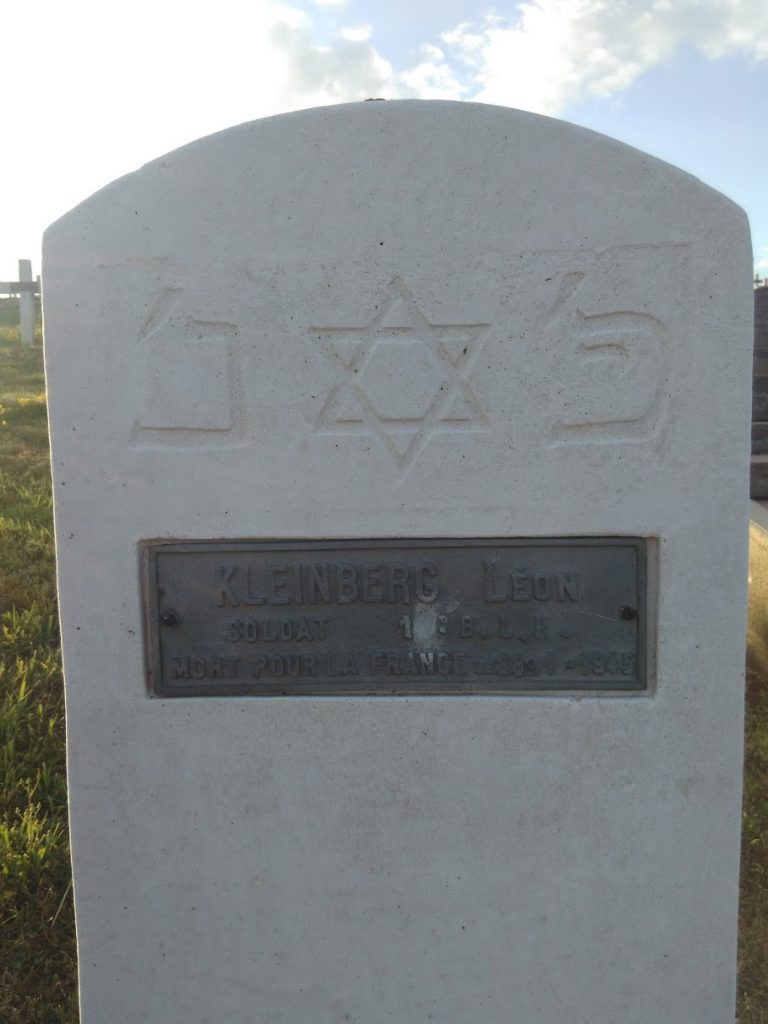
left=160, top=610, right=180, bottom=627
left=620, top=606, right=638, bottom=621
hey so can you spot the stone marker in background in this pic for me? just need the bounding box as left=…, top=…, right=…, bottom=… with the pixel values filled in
left=43, top=101, right=752, bottom=1024
left=18, top=258, right=35, bottom=345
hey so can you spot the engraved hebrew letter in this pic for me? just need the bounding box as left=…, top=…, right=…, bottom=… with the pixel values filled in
left=546, top=260, right=672, bottom=446
left=132, top=287, right=244, bottom=449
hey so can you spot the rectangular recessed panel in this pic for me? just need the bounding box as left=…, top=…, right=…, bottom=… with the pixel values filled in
left=144, top=538, right=647, bottom=696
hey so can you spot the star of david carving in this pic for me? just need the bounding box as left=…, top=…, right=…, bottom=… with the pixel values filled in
left=312, top=278, right=491, bottom=470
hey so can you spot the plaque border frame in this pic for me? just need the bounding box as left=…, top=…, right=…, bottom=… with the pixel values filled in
left=141, top=536, right=649, bottom=698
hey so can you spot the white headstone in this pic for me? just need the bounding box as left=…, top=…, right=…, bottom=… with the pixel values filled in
left=43, top=101, right=752, bottom=1024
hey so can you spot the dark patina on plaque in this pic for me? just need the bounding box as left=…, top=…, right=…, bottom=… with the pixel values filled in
left=142, top=538, right=647, bottom=696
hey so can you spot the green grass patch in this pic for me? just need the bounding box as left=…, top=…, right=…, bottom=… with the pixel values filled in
left=0, top=337, right=76, bottom=1023
left=0, top=334, right=764, bottom=1021
left=740, top=665, right=768, bottom=1023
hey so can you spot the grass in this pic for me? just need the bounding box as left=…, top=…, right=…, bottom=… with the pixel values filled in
left=0, top=332, right=765, bottom=1021
left=742, top=665, right=768, bottom=1020
left=0, top=332, right=77, bottom=1023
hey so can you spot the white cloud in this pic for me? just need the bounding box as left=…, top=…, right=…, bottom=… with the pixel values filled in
left=341, top=25, right=373, bottom=42
left=5, top=0, right=768, bottom=275
left=268, top=16, right=393, bottom=107
left=2, top=0, right=398, bottom=275
left=434, top=0, right=768, bottom=115
left=399, top=44, right=464, bottom=99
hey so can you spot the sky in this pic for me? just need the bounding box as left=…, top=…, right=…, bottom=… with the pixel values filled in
left=2, top=0, right=767, bottom=282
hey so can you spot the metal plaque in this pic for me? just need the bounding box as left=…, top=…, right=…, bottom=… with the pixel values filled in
left=142, top=538, right=647, bottom=696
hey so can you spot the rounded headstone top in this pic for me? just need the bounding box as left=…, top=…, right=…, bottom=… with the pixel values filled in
left=45, top=100, right=746, bottom=264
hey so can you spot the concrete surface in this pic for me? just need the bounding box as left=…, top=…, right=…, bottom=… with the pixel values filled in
left=43, top=100, right=753, bottom=1024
